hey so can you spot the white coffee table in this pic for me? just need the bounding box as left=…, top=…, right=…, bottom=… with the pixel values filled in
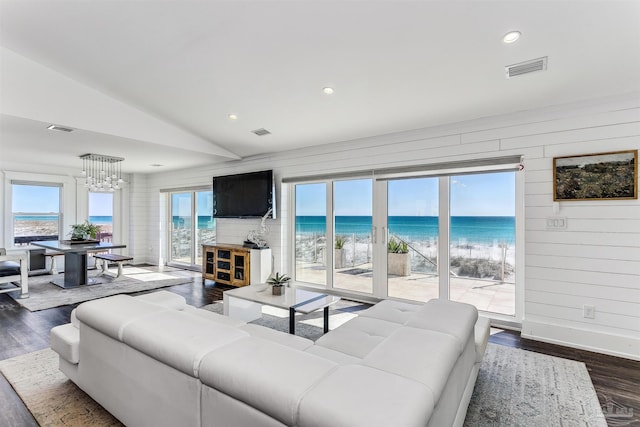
left=223, top=285, right=341, bottom=335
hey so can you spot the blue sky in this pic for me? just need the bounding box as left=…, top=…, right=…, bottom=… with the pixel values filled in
left=172, top=191, right=213, bottom=216
left=12, top=185, right=60, bottom=213
left=89, top=192, right=113, bottom=216
left=296, top=172, right=515, bottom=216
left=13, top=185, right=117, bottom=216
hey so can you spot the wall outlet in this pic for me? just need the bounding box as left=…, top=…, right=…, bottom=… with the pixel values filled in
left=583, top=304, right=596, bottom=319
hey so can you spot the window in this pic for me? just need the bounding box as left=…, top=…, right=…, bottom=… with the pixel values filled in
left=289, top=158, right=522, bottom=321
left=12, top=182, right=62, bottom=246
left=88, top=192, right=114, bottom=242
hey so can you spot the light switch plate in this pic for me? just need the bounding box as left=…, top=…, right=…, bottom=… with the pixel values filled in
left=546, top=217, right=568, bottom=230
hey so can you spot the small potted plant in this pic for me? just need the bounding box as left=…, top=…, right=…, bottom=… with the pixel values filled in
left=69, top=221, right=102, bottom=241
left=267, top=272, right=291, bottom=295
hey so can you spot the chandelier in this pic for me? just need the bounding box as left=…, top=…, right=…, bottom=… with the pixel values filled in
left=80, top=153, right=125, bottom=192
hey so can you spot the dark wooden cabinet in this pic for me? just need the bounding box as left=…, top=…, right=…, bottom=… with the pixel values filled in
left=202, top=243, right=251, bottom=287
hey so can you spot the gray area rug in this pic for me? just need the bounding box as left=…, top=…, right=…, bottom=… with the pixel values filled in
left=464, top=345, right=606, bottom=427
left=3, top=267, right=193, bottom=311
left=202, top=299, right=367, bottom=341
left=0, top=341, right=606, bottom=427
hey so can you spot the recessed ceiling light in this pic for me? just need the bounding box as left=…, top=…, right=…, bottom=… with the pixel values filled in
left=228, top=114, right=238, bottom=120
left=323, top=87, right=334, bottom=95
left=503, top=31, right=521, bottom=44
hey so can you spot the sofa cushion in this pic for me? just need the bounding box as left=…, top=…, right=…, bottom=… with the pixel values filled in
left=134, top=290, right=186, bottom=310
left=199, top=337, right=337, bottom=426
left=121, top=310, right=249, bottom=377
left=404, top=299, right=478, bottom=352
left=362, top=327, right=460, bottom=403
left=0, top=260, right=21, bottom=277
left=304, top=345, right=362, bottom=365
left=76, top=295, right=170, bottom=341
left=298, top=365, right=434, bottom=427
left=358, top=299, right=422, bottom=324
left=314, top=316, right=401, bottom=359
left=50, top=323, right=80, bottom=364
left=183, top=306, right=246, bottom=328
left=239, top=324, right=313, bottom=351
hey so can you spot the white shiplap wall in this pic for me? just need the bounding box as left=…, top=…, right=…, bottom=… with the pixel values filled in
left=141, top=94, right=640, bottom=360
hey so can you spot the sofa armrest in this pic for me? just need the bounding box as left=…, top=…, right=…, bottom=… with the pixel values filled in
left=474, top=316, right=491, bottom=363
left=51, top=323, right=80, bottom=364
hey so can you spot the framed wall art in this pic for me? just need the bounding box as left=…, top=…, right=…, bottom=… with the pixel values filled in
left=553, top=150, right=637, bottom=201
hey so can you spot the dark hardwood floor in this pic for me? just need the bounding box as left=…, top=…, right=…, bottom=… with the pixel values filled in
left=1, top=273, right=638, bottom=426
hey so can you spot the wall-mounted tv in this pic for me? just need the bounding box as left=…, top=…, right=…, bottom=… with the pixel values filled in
left=212, top=170, right=276, bottom=218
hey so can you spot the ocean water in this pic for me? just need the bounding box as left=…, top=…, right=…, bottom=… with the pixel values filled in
left=296, top=216, right=515, bottom=245
left=16, top=215, right=514, bottom=245
left=14, top=215, right=59, bottom=221
left=14, top=215, right=113, bottom=224
left=172, top=216, right=216, bottom=229
left=89, top=215, right=113, bottom=224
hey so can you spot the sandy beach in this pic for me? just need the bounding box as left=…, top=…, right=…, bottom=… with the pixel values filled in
left=14, top=220, right=113, bottom=237
left=295, top=233, right=515, bottom=282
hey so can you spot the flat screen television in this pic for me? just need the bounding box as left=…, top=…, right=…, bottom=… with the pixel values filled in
left=212, top=170, right=276, bottom=218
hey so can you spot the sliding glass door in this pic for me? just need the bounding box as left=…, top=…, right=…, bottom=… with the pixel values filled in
left=170, top=192, right=193, bottom=265
left=386, top=177, right=439, bottom=302
left=449, top=172, right=516, bottom=315
left=169, top=189, right=215, bottom=269
left=294, top=183, right=327, bottom=286
left=333, top=179, right=373, bottom=294
left=291, top=167, right=520, bottom=320
left=293, top=179, right=374, bottom=295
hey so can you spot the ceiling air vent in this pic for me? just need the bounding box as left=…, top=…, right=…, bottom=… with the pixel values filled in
left=251, top=128, right=271, bottom=136
left=505, top=56, right=547, bottom=79
left=47, top=124, right=74, bottom=132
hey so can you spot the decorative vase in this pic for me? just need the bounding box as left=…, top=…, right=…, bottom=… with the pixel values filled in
left=272, top=285, right=284, bottom=296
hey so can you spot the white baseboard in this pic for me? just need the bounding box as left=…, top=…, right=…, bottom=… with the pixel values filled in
left=521, top=320, right=640, bottom=361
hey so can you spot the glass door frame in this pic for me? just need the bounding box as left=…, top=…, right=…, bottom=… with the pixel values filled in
left=288, top=164, right=524, bottom=325
left=168, top=191, right=195, bottom=268
left=167, top=186, right=214, bottom=271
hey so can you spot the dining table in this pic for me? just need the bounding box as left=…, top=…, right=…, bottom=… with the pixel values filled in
left=31, top=240, right=127, bottom=288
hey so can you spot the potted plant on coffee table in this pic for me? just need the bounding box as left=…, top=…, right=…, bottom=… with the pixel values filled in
left=267, top=272, right=291, bottom=295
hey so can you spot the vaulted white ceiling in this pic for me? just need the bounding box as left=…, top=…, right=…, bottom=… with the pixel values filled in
left=1, top=0, right=639, bottom=173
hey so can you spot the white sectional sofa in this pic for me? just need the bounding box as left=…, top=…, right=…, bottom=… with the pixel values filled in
left=50, top=291, right=490, bottom=427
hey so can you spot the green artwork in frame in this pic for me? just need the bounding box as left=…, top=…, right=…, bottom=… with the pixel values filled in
left=553, top=150, right=638, bottom=201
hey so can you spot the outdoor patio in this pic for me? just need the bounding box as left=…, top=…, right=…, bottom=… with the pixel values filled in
left=296, top=262, right=515, bottom=316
